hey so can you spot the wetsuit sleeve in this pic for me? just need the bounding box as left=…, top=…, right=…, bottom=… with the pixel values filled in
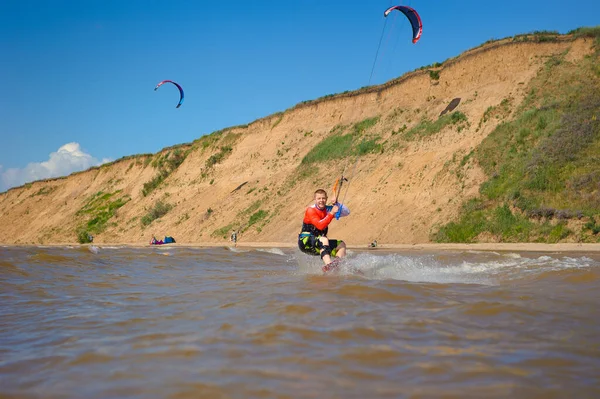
left=305, top=207, right=334, bottom=230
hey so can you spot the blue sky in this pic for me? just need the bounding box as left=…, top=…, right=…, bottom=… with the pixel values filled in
left=1, top=0, right=598, bottom=192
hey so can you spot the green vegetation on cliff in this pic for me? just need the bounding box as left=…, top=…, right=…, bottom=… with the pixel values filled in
left=301, top=117, right=382, bottom=165
left=142, top=149, right=189, bottom=197
left=76, top=190, right=131, bottom=243
left=435, top=28, right=600, bottom=243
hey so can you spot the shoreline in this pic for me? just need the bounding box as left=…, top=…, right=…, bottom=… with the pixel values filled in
left=3, top=242, right=600, bottom=252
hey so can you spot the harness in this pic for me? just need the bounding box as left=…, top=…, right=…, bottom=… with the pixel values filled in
left=299, top=222, right=333, bottom=258
left=299, top=222, right=328, bottom=238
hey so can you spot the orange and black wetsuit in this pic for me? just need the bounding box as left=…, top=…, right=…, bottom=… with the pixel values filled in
left=298, top=205, right=340, bottom=258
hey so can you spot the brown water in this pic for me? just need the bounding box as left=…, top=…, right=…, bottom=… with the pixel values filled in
left=1, top=245, right=599, bottom=398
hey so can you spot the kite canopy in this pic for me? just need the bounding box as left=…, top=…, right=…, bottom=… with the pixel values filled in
left=383, top=5, right=423, bottom=44
left=154, top=80, right=184, bottom=108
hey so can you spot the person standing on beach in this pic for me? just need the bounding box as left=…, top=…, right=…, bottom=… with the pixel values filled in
left=231, top=230, right=238, bottom=247
left=298, top=189, right=349, bottom=271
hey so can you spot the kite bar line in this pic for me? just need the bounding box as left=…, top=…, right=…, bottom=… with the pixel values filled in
left=334, top=155, right=360, bottom=220
left=332, top=165, right=346, bottom=203
left=368, top=18, right=389, bottom=86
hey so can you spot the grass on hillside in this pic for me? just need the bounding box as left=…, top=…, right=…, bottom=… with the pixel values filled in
left=245, top=210, right=269, bottom=232
left=206, top=146, right=233, bottom=168
left=30, top=186, right=57, bottom=197
left=276, top=117, right=383, bottom=199
left=301, top=117, right=382, bottom=165
left=212, top=223, right=234, bottom=240
left=142, top=149, right=190, bottom=197
left=570, top=26, right=600, bottom=48
left=141, top=200, right=173, bottom=227
left=435, top=32, right=600, bottom=243
left=75, top=190, right=131, bottom=243
left=404, top=111, right=469, bottom=141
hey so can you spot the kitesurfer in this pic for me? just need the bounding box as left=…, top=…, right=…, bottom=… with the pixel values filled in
left=298, top=189, right=349, bottom=271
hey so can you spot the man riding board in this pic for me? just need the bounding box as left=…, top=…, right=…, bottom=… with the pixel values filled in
left=298, top=189, right=349, bottom=272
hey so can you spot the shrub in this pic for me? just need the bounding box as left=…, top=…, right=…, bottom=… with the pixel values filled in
left=206, top=146, right=233, bottom=168
left=547, top=223, right=571, bottom=243
left=141, top=200, right=173, bottom=227
left=489, top=205, right=532, bottom=241
left=142, top=149, right=190, bottom=196
left=584, top=217, right=600, bottom=234
left=142, top=171, right=167, bottom=197
left=77, top=229, right=93, bottom=244
left=165, top=149, right=186, bottom=170
left=569, top=26, right=600, bottom=40
left=434, top=213, right=486, bottom=243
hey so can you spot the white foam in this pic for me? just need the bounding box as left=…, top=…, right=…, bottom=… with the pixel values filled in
left=256, top=248, right=286, bottom=256
left=296, top=252, right=600, bottom=285
left=226, top=246, right=249, bottom=253
left=503, top=252, right=522, bottom=259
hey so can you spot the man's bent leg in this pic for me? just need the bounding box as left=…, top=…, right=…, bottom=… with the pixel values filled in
left=335, top=240, right=347, bottom=258
left=318, top=236, right=333, bottom=265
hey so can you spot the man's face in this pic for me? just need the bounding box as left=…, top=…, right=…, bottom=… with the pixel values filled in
left=314, top=193, right=327, bottom=209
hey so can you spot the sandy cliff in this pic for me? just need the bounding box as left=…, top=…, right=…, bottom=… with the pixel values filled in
left=0, top=36, right=594, bottom=245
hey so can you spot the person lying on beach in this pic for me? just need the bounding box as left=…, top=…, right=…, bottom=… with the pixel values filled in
left=150, top=236, right=164, bottom=245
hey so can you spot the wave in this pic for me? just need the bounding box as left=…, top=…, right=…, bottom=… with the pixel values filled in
left=226, top=246, right=250, bottom=253
left=295, top=251, right=600, bottom=285
left=256, top=248, right=287, bottom=256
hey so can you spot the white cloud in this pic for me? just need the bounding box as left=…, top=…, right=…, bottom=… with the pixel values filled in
left=0, top=142, right=111, bottom=192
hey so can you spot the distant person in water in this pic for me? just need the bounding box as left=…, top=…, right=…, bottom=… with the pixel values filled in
left=298, top=189, right=350, bottom=272
left=231, top=230, right=238, bottom=246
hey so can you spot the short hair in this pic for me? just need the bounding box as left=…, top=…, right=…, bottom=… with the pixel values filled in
left=314, top=189, right=327, bottom=197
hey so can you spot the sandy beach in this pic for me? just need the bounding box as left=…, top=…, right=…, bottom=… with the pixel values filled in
left=228, top=242, right=600, bottom=253
left=231, top=242, right=600, bottom=252
left=6, top=241, right=600, bottom=253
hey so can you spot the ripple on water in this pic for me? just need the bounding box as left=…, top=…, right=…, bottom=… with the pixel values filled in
left=0, top=246, right=599, bottom=398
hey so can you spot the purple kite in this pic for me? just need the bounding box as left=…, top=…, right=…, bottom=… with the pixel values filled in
left=383, top=5, right=423, bottom=44
left=154, top=80, right=184, bottom=108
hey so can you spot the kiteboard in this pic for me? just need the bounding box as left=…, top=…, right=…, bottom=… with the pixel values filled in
left=322, top=258, right=343, bottom=274
left=322, top=258, right=364, bottom=276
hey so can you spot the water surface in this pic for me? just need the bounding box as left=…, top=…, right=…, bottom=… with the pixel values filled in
left=1, top=245, right=599, bottom=398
